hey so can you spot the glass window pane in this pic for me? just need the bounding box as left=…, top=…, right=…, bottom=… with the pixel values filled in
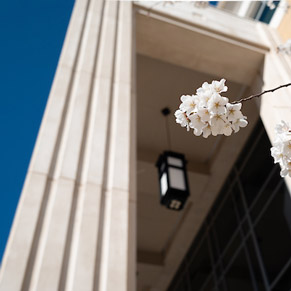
left=199, top=275, right=215, bottom=291
left=239, top=131, right=274, bottom=206
left=169, top=277, right=188, bottom=291
left=254, top=184, right=291, bottom=282
left=213, top=198, right=238, bottom=253
left=246, top=238, right=266, bottom=291
left=208, top=229, right=219, bottom=263
left=188, top=239, right=212, bottom=290
left=250, top=165, right=281, bottom=220
left=225, top=250, right=255, bottom=291
left=169, top=167, right=186, bottom=190
left=232, top=183, right=245, bottom=219
left=168, top=156, right=183, bottom=167
left=160, top=172, right=168, bottom=195
left=168, top=122, right=291, bottom=291
left=168, top=260, right=188, bottom=291
left=235, top=120, right=264, bottom=171
left=242, top=221, right=249, bottom=237
left=222, top=232, right=241, bottom=269
left=272, top=260, right=291, bottom=291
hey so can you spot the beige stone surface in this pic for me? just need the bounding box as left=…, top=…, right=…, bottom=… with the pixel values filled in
left=257, top=23, right=291, bottom=192
left=0, top=1, right=135, bottom=291
left=29, top=65, right=73, bottom=176
left=67, top=183, right=103, bottom=291
left=0, top=172, right=47, bottom=291
left=29, top=178, right=75, bottom=291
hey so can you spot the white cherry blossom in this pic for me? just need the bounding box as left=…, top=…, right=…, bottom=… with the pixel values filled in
left=222, top=122, right=233, bottom=136
left=226, top=103, right=244, bottom=122
left=270, top=120, right=291, bottom=177
left=212, top=78, right=228, bottom=93
left=175, top=78, right=248, bottom=138
left=283, top=140, right=291, bottom=156
left=202, top=123, right=212, bottom=138
left=179, top=95, right=199, bottom=115
left=275, top=120, right=290, bottom=134
left=281, top=167, right=291, bottom=178
left=189, top=113, right=206, bottom=132
left=271, top=147, right=284, bottom=164
left=279, top=157, right=291, bottom=177
left=199, top=81, right=212, bottom=91
left=174, top=109, right=190, bottom=131
left=196, top=88, right=213, bottom=107
left=231, top=117, right=248, bottom=133
left=210, top=114, right=227, bottom=136
left=208, top=93, right=228, bottom=115
left=197, top=108, right=211, bottom=122
left=175, top=78, right=291, bottom=180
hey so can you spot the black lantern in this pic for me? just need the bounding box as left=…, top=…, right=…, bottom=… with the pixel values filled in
left=156, top=151, right=190, bottom=210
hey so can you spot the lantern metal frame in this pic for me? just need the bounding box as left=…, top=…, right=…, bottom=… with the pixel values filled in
left=156, top=151, right=190, bottom=210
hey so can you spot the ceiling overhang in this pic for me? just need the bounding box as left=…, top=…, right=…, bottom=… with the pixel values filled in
left=135, top=2, right=268, bottom=86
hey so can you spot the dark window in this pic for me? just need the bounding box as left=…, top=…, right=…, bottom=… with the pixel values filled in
left=168, top=120, right=291, bottom=291
left=256, top=1, right=279, bottom=24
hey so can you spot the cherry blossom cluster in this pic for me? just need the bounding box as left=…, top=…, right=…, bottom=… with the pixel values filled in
left=277, top=39, right=291, bottom=55
left=174, top=79, right=248, bottom=138
left=266, top=0, right=276, bottom=10
left=270, top=121, right=291, bottom=177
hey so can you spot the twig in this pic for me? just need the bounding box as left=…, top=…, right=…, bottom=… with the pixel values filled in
left=231, top=82, right=291, bottom=104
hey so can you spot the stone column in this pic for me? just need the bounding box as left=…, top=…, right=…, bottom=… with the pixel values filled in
left=257, top=23, right=291, bottom=191
left=0, top=0, right=136, bottom=291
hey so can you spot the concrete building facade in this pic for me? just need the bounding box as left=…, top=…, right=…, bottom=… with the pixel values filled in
left=1, top=1, right=291, bottom=291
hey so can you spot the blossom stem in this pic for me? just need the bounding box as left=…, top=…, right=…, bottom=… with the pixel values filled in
left=231, top=82, right=291, bottom=104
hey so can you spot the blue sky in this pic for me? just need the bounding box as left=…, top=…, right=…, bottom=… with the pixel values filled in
left=0, top=0, right=75, bottom=263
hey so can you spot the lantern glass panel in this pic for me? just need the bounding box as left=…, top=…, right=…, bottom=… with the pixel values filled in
left=167, top=156, right=183, bottom=167
left=169, top=167, right=186, bottom=190
left=160, top=172, right=168, bottom=195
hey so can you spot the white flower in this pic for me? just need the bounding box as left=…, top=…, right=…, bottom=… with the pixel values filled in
left=196, top=87, right=213, bottom=107
left=208, top=93, right=228, bottom=115
left=197, top=107, right=211, bottom=122
left=271, top=147, right=284, bottom=164
left=189, top=113, right=206, bottom=133
left=278, top=39, right=291, bottom=55
left=179, top=95, right=199, bottom=115
left=280, top=159, right=291, bottom=177
left=210, top=114, right=227, bottom=136
left=270, top=120, right=291, bottom=177
left=231, top=117, right=248, bottom=133
left=222, top=121, right=233, bottom=136
left=280, top=168, right=291, bottom=177
left=198, top=81, right=212, bottom=92
left=282, top=139, right=291, bottom=157
left=202, top=123, right=212, bottom=138
left=267, top=0, right=276, bottom=10
left=212, top=79, right=228, bottom=93
left=275, top=120, right=290, bottom=135
left=226, top=103, right=244, bottom=122
left=193, top=127, right=203, bottom=136
left=174, top=109, right=190, bottom=131
left=175, top=78, right=249, bottom=138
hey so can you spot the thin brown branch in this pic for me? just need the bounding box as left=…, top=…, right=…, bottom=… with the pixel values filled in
left=231, top=82, right=291, bottom=104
